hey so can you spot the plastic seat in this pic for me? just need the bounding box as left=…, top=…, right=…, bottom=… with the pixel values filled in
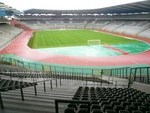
left=90, top=87, right=95, bottom=90
left=119, top=110, right=129, bottom=113
left=127, top=99, right=135, bottom=104
left=81, top=97, right=89, bottom=100
left=111, top=101, right=120, bottom=107
left=90, top=95, right=97, bottom=98
left=82, top=95, right=88, bottom=98
left=106, top=96, right=114, bottom=100
left=131, top=96, right=139, bottom=100
left=90, top=104, right=101, bottom=111
left=79, top=104, right=88, bottom=109
left=68, top=103, right=77, bottom=111
left=91, top=109, right=103, bottom=113
left=98, top=98, right=107, bottom=103
left=100, top=101, right=109, bottom=107
left=138, top=105, right=149, bottom=113
left=121, top=101, right=131, bottom=108
left=132, top=110, right=143, bottom=113
left=143, top=94, right=150, bottom=98
left=136, top=99, right=145, bottom=103
left=90, top=100, right=99, bottom=105
left=64, top=107, right=75, bottom=113
left=84, top=87, right=89, bottom=90
left=72, top=97, right=79, bottom=100
left=114, top=96, right=122, bottom=100
left=102, top=105, right=113, bottom=112
left=126, top=105, right=137, bottom=113
left=114, top=105, right=124, bottom=113
left=78, top=108, right=88, bottom=113
left=146, top=99, right=150, bottom=103
left=132, top=102, right=141, bottom=108
left=74, top=93, right=81, bottom=97
left=142, top=102, right=150, bottom=108
left=118, top=98, right=126, bottom=103
left=105, top=109, right=116, bottom=113
left=90, top=98, right=98, bottom=101
left=83, top=91, right=89, bottom=94
left=108, top=98, right=116, bottom=103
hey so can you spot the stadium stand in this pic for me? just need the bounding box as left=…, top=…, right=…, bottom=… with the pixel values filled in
left=16, top=17, right=150, bottom=38
left=0, top=17, right=8, bottom=23
left=61, top=87, right=150, bottom=113
left=0, top=0, right=150, bottom=113
left=138, top=28, right=150, bottom=38
left=0, top=23, right=23, bottom=49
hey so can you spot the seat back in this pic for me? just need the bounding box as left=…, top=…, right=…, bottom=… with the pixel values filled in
left=64, top=107, right=75, bottom=113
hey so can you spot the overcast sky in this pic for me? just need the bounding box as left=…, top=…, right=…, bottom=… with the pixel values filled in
left=0, top=0, right=143, bottom=11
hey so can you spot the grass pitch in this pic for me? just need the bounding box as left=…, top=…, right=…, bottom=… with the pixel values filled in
left=28, top=30, right=142, bottom=48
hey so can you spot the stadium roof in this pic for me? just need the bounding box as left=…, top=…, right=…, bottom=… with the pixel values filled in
left=23, top=0, right=150, bottom=15
left=0, top=2, right=21, bottom=17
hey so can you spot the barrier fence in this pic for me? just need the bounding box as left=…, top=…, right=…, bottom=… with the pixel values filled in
left=0, top=56, right=150, bottom=85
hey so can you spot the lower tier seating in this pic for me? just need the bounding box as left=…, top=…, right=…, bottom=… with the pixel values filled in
left=64, top=87, right=150, bottom=113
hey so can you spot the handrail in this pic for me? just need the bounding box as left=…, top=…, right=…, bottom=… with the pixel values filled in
left=0, top=56, right=150, bottom=85
left=55, top=99, right=90, bottom=113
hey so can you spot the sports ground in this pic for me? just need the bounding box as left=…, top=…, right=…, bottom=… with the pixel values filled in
left=0, top=29, right=150, bottom=68
left=28, top=30, right=149, bottom=57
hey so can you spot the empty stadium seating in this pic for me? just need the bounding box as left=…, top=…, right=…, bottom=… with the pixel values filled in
left=18, top=19, right=150, bottom=39
left=63, top=87, right=150, bottom=113
left=0, top=2, right=150, bottom=113
left=0, top=79, right=36, bottom=92
left=0, top=23, right=23, bottom=49
left=0, top=78, right=37, bottom=109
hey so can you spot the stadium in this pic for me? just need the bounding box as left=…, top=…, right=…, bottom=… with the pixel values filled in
left=0, top=0, right=150, bottom=113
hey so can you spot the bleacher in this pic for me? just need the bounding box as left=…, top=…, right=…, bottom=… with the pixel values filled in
left=138, top=28, right=150, bottom=38
left=0, top=18, right=8, bottom=23
left=113, top=26, right=131, bottom=33
left=0, top=1, right=150, bottom=113
left=0, top=61, right=149, bottom=113
left=62, top=87, right=150, bottom=113
left=0, top=78, right=37, bottom=109
left=0, top=23, right=23, bottom=49
left=123, top=26, right=148, bottom=36
left=0, top=77, right=80, bottom=113
left=18, top=19, right=150, bottom=39
left=0, top=63, right=117, bottom=113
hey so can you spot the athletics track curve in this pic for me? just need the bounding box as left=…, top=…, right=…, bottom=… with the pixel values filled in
left=0, top=30, right=150, bottom=66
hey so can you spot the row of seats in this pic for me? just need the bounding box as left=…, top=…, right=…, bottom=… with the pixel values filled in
left=64, top=87, right=150, bottom=113
left=0, top=79, right=37, bottom=92
left=0, top=23, right=23, bottom=49
left=19, top=20, right=150, bottom=38
left=0, top=66, right=110, bottom=84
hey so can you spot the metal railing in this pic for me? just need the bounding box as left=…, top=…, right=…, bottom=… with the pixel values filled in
left=128, top=66, right=150, bottom=87
left=1, top=56, right=150, bottom=85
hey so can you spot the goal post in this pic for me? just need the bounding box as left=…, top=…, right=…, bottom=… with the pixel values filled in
left=88, top=40, right=101, bottom=46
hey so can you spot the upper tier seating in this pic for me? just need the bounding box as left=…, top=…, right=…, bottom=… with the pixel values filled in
left=20, top=19, right=150, bottom=38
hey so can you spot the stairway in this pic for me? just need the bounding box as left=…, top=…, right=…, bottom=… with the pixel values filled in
left=0, top=79, right=85, bottom=113
left=10, top=20, right=31, bottom=30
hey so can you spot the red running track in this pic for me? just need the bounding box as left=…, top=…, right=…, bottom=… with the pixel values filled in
left=103, top=44, right=128, bottom=55
left=0, top=30, right=150, bottom=66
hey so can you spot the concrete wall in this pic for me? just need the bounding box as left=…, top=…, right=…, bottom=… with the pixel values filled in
left=132, top=82, right=150, bottom=93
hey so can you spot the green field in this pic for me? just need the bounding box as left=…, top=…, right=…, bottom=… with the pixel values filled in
left=28, top=30, right=142, bottom=48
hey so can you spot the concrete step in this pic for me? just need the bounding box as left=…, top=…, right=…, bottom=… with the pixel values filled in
left=0, top=79, right=81, bottom=113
